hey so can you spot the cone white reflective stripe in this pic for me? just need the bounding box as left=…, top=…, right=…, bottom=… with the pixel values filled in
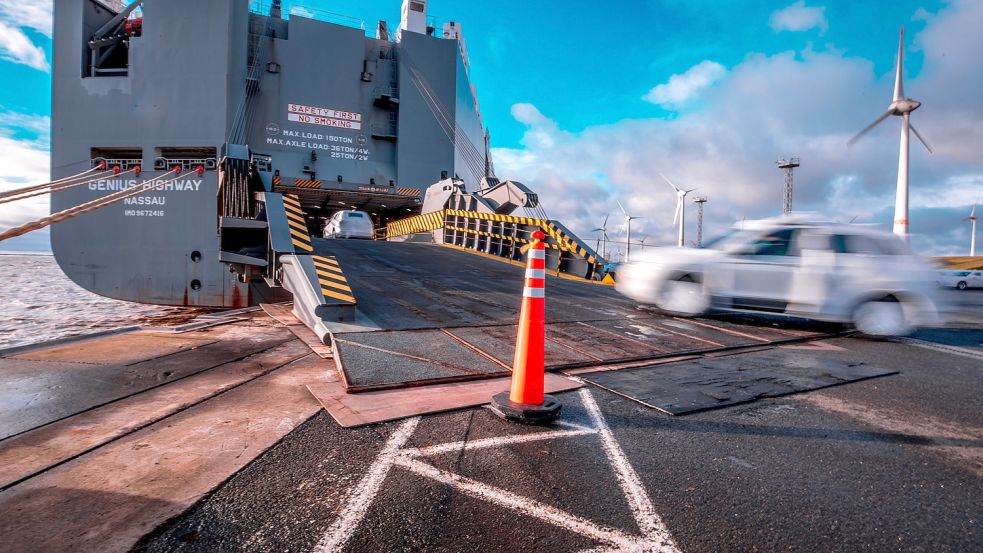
left=523, top=286, right=545, bottom=298
left=525, top=268, right=546, bottom=279
left=528, top=249, right=545, bottom=260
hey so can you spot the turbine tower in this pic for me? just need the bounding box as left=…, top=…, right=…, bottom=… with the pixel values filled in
left=848, top=27, right=933, bottom=237
left=776, top=157, right=799, bottom=215
left=661, top=173, right=697, bottom=247
left=592, top=214, right=610, bottom=260
left=616, top=200, right=641, bottom=262
left=693, top=196, right=708, bottom=246
left=967, top=201, right=978, bottom=256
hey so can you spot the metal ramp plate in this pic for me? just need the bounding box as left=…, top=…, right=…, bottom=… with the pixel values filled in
left=580, top=350, right=898, bottom=415
left=333, top=329, right=510, bottom=392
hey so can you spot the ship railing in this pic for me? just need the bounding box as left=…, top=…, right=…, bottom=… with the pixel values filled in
left=249, top=2, right=370, bottom=36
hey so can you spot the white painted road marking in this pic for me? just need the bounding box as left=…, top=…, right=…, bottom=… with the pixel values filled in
left=897, top=338, right=983, bottom=362
left=312, top=389, right=680, bottom=552
left=312, top=417, right=420, bottom=553
left=405, top=427, right=597, bottom=457
left=396, top=456, right=649, bottom=550
left=580, top=388, right=680, bottom=551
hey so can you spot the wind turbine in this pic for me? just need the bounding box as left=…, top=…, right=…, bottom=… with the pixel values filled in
left=660, top=173, right=697, bottom=247
left=616, top=200, right=641, bottom=262
left=847, top=27, right=932, bottom=237
left=967, top=201, right=978, bottom=256
left=592, top=214, right=610, bottom=260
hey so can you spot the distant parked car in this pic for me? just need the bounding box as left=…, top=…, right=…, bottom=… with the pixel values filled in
left=323, top=210, right=374, bottom=239
left=937, top=270, right=983, bottom=290
left=615, top=216, right=940, bottom=336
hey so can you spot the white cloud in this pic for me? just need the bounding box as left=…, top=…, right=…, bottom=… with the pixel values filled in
left=0, top=0, right=51, bottom=72
left=0, top=0, right=52, bottom=37
left=0, top=20, right=48, bottom=71
left=770, top=1, right=828, bottom=35
left=291, top=6, right=316, bottom=19
left=0, top=110, right=51, bottom=235
left=493, top=0, right=983, bottom=257
left=643, top=60, right=726, bottom=108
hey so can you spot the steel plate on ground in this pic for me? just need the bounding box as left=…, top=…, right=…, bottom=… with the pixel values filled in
left=7, top=333, right=217, bottom=365
left=333, top=329, right=510, bottom=391
left=581, top=350, right=897, bottom=415
left=445, top=325, right=586, bottom=368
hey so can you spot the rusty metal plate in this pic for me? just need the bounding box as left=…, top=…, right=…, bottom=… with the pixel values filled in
left=7, top=333, right=217, bottom=365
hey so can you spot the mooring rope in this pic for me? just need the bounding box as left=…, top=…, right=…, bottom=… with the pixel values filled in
left=0, top=168, right=135, bottom=206
left=0, top=165, right=108, bottom=201
left=0, top=168, right=197, bottom=243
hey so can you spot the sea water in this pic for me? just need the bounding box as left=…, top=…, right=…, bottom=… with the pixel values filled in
left=0, top=253, right=208, bottom=350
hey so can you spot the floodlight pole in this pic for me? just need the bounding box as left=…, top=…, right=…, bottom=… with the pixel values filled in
left=776, top=157, right=800, bottom=215
left=693, top=196, right=708, bottom=246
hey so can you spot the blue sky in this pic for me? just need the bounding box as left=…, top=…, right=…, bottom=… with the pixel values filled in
left=0, top=0, right=980, bottom=255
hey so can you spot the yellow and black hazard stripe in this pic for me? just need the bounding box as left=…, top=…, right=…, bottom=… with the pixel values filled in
left=444, top=225, right=571, bottom=252
left=444, top=209, right=544, bottom=227
left=311, top=255, right=356, bottom=305
left=292, top=178, right=321, bottom=189
left=385, top=210, right=446, bottom=238
left=396, top=187, right=421, bottom=196
left=542, top=222, right=599, bottom=264
left=272, top=175, right=281, bottom=186
left=281, top=194, right=313, bottom=253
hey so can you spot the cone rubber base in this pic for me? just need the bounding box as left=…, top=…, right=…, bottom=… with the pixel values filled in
left=489, top=392, right=561, bottom=425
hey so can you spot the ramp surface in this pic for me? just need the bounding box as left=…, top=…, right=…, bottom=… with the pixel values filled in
left=581, top=350, right=898, bottom=415
left=316, top=239, right=834, bottom=390
left=313, top=238, right=640, bottom=330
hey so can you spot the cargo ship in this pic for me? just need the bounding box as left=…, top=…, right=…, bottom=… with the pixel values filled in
left=48, top=0, right=601, bottom=341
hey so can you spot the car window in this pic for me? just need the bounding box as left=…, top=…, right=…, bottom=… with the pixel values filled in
left=797, top=231, right=831, bottom=252
left=701, top=228, right=754, bottom=250
left=346, top=212, right=365, bottom=218
left=749, top=228, right=799, bottom=256
left=832, top=234, right=902, bottom=255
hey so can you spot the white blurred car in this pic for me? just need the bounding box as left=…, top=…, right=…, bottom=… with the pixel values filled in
left=323, top=210, right=374, bottom=239
left=615, top=217, right=941, bottom=336
left=937, top=270, right=983, bottom=290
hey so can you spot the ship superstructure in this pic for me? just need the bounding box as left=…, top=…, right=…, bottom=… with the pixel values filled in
left=50, top=0, right=602, bottom=341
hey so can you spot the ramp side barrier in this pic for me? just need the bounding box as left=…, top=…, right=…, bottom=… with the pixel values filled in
left=385, top=209, right=446, bottom=238
left=281, top=194, right=314, bottom=253
left=386, top=209, right=604, bottom=280
left=257, top=192, right=357, bottom=344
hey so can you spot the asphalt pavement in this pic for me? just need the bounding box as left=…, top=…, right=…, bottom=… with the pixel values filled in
left=136, top=329, right=982, bottom=553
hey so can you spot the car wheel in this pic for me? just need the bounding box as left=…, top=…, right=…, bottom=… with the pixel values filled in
left=654, top=276, right=710, bottom=316
left=957, top=281, right=968, bottom=290
left=852, top=299, right=911, bottom=337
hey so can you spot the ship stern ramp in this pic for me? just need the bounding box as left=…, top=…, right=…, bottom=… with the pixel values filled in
left=265, top=192, right=357, bottom=344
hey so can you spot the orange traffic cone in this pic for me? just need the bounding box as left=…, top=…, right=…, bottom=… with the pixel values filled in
left=490, top=229, right=561, bottom=424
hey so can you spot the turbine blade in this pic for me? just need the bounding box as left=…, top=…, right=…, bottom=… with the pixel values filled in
left=616, top=199, right=628, bottom=216
left=908, top=122, right=933, bottom=154
left=847, top=110, right=892, bottom=147
left=672, top=200, right=681, bottom=226
left=685, top=187, right=698, bottom=194
left=602, top=214, right=609, bottom=228
left=659, top=173, right=681, bottom=192
left=894, top=27, right=905, bottom=102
